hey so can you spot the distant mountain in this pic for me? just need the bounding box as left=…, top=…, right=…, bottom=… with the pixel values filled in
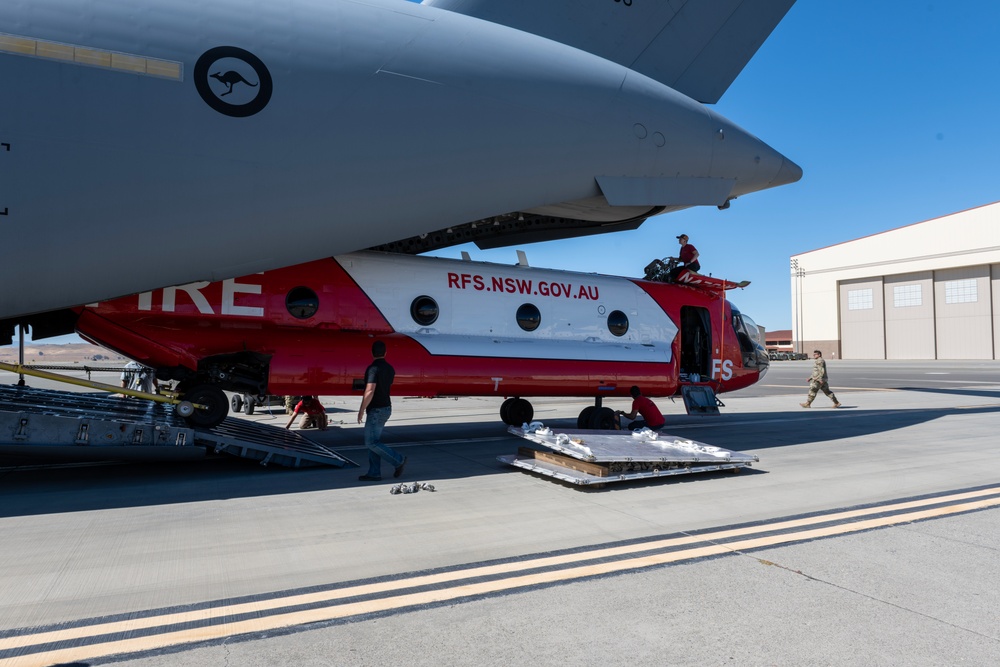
left=0, top=343, right=126, bottom=365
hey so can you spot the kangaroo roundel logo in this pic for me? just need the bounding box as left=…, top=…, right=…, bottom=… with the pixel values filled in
left=195, top=46, right=272, bottom=118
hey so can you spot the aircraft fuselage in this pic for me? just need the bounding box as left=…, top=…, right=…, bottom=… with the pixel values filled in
left=0, top=0, right=799, bottom=320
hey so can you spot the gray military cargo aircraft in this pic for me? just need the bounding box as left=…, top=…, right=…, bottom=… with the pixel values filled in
left=0, top=0, right=800, bottom=336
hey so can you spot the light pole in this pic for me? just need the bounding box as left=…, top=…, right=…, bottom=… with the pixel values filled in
left=791, top=259, right=805, bottom=354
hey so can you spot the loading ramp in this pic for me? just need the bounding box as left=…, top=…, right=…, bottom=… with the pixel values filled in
left=502, top=424, right=757, bottom=487
left=0, top=384, right=355, bottom=468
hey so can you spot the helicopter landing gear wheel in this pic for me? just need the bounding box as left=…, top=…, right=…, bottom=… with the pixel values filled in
left=499, top=398, right=515, bottom=425
left=589, top=407, right=617, bottom=430
left=506, top=398, right=533, bottom=426
left=181, top=385, right=230, bottom=428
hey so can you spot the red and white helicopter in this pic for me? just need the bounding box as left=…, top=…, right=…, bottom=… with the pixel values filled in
left=70, top=251, right=769, bottom=428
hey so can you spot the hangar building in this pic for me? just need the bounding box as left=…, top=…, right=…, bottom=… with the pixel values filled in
left=790, top=201, right=1000, bottom=359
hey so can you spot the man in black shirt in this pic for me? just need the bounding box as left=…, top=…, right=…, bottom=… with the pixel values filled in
left=357, top=340, right=407, bottom=481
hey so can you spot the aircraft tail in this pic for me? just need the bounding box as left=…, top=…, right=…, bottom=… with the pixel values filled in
left=420, top=0, right=796, bottom=104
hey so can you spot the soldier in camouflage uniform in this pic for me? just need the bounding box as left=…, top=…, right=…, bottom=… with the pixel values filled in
left=800, top=350, right=841, bottom=408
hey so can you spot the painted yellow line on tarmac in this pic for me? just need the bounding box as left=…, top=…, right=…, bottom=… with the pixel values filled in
left=5, top=485, right=997, bottom=653
left=5, top=486, right=1000, bottom=666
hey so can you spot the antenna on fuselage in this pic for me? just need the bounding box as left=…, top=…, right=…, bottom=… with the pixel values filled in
left=516, top=250, right=529, bottom=267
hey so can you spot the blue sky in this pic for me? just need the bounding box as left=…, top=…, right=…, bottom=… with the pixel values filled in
left=428, top=1, right=1000, bottom=331
left=26, top=1, right=1000, bottom=344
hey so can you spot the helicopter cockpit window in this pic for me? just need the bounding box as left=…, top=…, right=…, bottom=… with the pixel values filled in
left=737, top=313, right=761, bottom=348
left=731, top=305, right=766, bottom=368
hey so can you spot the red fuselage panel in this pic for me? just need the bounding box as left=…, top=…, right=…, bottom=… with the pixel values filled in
left=77, top=253, right=762, bottom=399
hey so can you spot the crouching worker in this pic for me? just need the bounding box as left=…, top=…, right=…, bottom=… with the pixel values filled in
left=285, top=395, right=329, bottom=430
left=667, top=233, right=700, bottom=281
left=614, top=385, right=666, bottom=431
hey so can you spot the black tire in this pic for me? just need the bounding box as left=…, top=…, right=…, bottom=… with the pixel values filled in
left=589, top=407, right=617, bottom=430
left=507, top=398, right=534, bottom=426
left=499, top=398, right=515, bottom=425
left=183, top=385, right=230, bottom=428
left=243, top=396, right=255, bottom=415
left=577, top=406, right=596, bottom=429
left=231, top=394, right=243, bottom=413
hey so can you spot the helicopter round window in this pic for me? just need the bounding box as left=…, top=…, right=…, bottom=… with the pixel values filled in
left=285, top=287, right=319, bottom=319
left=607, top=310, right=629, bottom=337
left=516, top=303, right=541, bottom=332
left=410, top=295, right=439, bottom=326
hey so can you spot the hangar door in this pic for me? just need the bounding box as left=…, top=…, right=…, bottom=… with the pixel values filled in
left=993, top=265, right=1000, bottom=359
left=839, top=278, right=885, bottom=359
left=935, top=266, right=993, bottom=359
left=883, top=272, right=935, bottom=359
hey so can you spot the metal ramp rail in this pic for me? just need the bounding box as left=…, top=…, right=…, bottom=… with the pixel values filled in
left=0, top=384, right=355, bottom=468
left=198, top=417, right=355, bottom=468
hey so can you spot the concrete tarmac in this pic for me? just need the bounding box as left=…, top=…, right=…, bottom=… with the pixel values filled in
left=1, top=360, right=999, bottom=665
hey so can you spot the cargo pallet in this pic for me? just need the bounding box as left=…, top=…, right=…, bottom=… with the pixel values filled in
left=502, top=425, right=757, bottom=487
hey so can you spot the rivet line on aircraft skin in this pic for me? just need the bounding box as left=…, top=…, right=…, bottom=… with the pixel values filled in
left=0, top=32, right=182, bottom=80
left=3, top=486, right=1000, bottom=666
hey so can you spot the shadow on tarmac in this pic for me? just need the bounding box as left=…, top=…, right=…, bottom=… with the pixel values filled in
left=0, top=418, right=521, bottom=518
left=2, top=400, right=1000, bottom=517
left=894, top=386, right=1000, bottom=400
left=668, top=403, right=1000, bottom=452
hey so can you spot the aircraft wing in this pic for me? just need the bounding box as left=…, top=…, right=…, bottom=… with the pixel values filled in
left=420, top=0, right=796, bottom=104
